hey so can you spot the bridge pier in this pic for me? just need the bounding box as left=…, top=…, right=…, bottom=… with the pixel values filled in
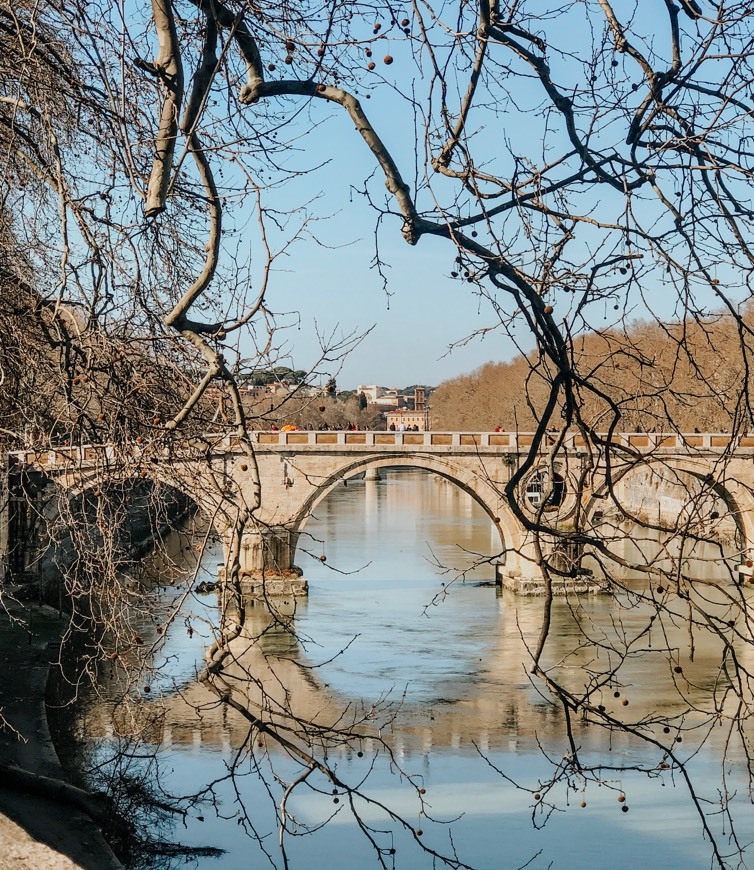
left=221, top=525, right=308, bottom=600
left=498, top=570, right=608, bottom=595
left=495, top=535, right=609, bottom=595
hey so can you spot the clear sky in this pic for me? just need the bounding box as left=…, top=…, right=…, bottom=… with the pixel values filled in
left=228, top=7, right=603, bottom=391
left=213, top=5, right=741, bottom=393
left=264, top=217, right=523, bottom=391
left=230, top=89, right=527, bottom=391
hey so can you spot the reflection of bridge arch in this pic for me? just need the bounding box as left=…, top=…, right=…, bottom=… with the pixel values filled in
left=79, top=588, right=742, bottom=756
left=294, top=455, right=514, bottom=559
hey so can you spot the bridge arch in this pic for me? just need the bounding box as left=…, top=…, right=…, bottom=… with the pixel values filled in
left=289, top=454, right=524, bottom=570
left=583, top=456, right=752, bottom=577
left=6, top=458, right=226, bottom=584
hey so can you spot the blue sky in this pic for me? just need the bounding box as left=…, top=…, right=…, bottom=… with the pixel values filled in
left=263, top=215, right=523, bottom=390
left=218, top=6, right=675, bottom=391
left=133, top=2, right=749, bottom=392
left=226, top=81, right=531, bottom=390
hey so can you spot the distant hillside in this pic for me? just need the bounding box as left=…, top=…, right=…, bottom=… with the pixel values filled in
left=431, top=311, right=754, bottom=433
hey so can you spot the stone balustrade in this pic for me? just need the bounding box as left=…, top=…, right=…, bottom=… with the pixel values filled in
left=14, top=430, right=752, bottom=469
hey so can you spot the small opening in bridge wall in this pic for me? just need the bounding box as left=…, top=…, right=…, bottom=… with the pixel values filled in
left=525, top=469, right=566, bottom=511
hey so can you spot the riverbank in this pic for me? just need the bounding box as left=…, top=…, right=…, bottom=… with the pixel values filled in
left=0, top=593, right=122, bottom=870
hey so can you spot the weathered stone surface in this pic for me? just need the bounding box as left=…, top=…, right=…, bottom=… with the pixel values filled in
left=238, top=576, right=309, bottom=598
left=500, top=575, right=611, bottom=596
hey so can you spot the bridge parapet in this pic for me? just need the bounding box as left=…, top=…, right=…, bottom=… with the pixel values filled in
left=10, top=431, right=754, bottom=468
left=241, top=430, right=754, bottom=452
left=15, top=445, right=120, bottom=467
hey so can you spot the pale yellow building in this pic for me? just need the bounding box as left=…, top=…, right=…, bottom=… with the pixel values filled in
left=385, top=409, right=428, bottom=431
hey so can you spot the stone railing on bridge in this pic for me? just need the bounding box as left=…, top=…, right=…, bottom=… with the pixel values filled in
left=12, top=430, right=754, bottom=471
left=243, top=430, right=754, bottom=451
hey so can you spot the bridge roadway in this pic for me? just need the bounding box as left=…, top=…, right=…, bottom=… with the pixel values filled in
left=8, top=430, right=754, bottom=594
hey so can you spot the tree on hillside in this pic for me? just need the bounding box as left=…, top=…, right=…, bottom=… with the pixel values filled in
left=239, top=367, right=309, bottom=387
left=433, top=307, right=754, bottom=433
left=5, top=0, right=754, bottom=866
left=242, top=390, right=383, bottom=429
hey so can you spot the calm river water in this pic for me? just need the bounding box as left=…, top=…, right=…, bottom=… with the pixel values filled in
left=80, top=469, right=754, bottom=869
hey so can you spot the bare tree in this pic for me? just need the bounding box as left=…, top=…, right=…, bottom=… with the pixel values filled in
left=432, top=305, right=754, bottom=432
left=5, top=0, right=754, bottom=867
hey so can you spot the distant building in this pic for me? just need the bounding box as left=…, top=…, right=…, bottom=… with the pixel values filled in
left=358, top=384, right=432, bottom=416
left=239, top=383, right=297, bottom=399
left=386, top=409, right=428, bottom=431
left=239, top=382, right=317, bottom=400
left=396, top=385, right=433, bottom=411
left=239, top=384, right=273, bottom=400
left=372, top=390, right=401, bottom=408
left=357, top=385, right=387, bottom=403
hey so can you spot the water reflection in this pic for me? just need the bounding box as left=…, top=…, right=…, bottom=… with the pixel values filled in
left=118, top=588, right=743, bottom=758
left=78, top=468, right=754, bottom=868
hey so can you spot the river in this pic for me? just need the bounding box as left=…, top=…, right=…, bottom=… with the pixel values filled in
left=75, top=468, right=754, bottom=869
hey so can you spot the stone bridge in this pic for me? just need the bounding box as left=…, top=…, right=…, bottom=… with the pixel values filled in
left=6, top=429, right=754, bottom=594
